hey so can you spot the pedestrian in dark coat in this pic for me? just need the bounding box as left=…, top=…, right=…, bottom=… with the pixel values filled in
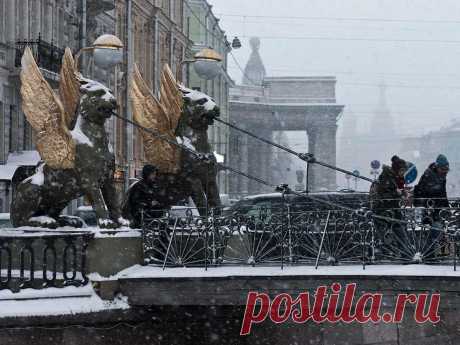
left=371, top=156, right=407, bottom=213
left=414, top=154, right=450, bottom=210
left=122, top=165, right=166, bottom=228
left=413, top=155, right=450, bottom=256
left=370, top=156, right=408, bottom=253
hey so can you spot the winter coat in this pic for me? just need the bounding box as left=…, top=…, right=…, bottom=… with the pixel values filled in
left=122, top=179, right=166, bottom=228
left=414, top=163, right=449, bottom=210
left=371, top=165, right=404, bottom=213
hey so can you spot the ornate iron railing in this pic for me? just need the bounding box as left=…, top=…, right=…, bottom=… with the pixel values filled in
left=142, top=199, right=460, bottom=270
left=0, top=231, right=93, bottom=292
left=15, top=34, right=65, bottom=74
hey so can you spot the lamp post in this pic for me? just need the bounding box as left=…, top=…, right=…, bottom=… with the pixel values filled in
left=182, top=47, right=223, bottom=80
left=74, top=34, right=124, bottom=70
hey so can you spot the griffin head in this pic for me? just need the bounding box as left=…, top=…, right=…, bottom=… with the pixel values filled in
left=180, top=86, right=220, bottom=129
left=79, top=77, right=117, bottom=124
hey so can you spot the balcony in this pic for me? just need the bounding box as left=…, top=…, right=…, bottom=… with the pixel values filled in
left=15, top=34, right=65, bottom=75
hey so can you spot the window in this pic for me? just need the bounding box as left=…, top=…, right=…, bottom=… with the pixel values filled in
left=0, top=0, right=4, bottom=42
left=231, top=135, right=240, bottom=155
left=162, top=0, right=170, bottom=16
left=23, top=118, right=33, bottom=151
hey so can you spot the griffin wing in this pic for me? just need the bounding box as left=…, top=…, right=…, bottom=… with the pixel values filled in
left=130, top=64, right=183, bottom=174
left=59, top=48, right=80, bottom=129
left=160, top=64, right=183, bottom=131
left=20, top=47, right=75, bottom=169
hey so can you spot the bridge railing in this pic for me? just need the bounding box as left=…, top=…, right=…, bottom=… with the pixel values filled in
left=0, top=231, right=93, bottom=292
left=142, top=199, right=460, bottom=270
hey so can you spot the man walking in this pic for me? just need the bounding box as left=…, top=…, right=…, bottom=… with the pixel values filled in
left=122, top=165, right=166, bottom=228
left=370, top=155, right=408, bottom=257
left=414, top=154, right=450, bottom=256
left=414, top=154, right=450, bottom=210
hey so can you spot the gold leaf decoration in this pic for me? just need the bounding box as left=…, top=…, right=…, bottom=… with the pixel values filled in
left=59, top=48, right=80, bottom=129
left=20, top=47, right=75, bottom=169
left=130, top=64, right=183, bottom=174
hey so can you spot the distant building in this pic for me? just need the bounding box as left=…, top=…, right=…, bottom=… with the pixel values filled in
left=338, top=82, right=399, bottom=191
left=228, top=38, right=344, bottom=198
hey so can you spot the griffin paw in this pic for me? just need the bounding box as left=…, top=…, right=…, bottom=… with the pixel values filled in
left=28, top=216, right=58, bottom=229
left=98, top=218, right=119, bottom=229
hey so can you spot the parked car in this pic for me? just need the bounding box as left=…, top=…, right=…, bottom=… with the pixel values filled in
left=73, top=206, right=97, bottom=226
left=224, top=191, right=369, bottom=220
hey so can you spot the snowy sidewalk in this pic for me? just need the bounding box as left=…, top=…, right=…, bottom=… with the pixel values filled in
left=0, top=285, right=129, bottom=318
left=119, top=264, right=460, bottom=279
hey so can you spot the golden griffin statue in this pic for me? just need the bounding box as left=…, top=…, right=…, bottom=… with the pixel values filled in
left=11, top=47, right=120, bottom=228
left=128, top=64, right=222, bottom=214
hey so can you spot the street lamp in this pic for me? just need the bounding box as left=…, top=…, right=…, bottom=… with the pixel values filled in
left=75, top=34, right=124, bottom=69
left=183, top=47, right=223, bottom=80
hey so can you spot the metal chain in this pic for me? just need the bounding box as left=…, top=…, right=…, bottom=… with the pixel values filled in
left=214, top=117, right=374, bottom=183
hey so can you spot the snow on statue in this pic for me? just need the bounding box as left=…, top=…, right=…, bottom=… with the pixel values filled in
left=10, top=47, right=120, bottom=228
left=129, top=64, right=221, bottom=214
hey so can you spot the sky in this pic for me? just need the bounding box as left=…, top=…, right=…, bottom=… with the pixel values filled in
left=208, top=0, right=460, bottom=138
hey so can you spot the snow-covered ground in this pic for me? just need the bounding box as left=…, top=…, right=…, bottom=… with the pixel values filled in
left=0, top=227, right=141, bottom=238
left=0, top=285, right=129, bottom=318
left=119, top=264, right=460, bottom=279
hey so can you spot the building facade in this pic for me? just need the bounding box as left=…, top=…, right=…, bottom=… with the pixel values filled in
left=0, top=0, right=193, bottom=212
left=184, top=0, right=234, bottom=195
left=113, top=0, right=191, bottom=182
left=228, top=38, right=344, bottom=198
left=0, top=0, right=89, bottom=212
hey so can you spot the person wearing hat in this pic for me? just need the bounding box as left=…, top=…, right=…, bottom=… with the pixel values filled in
left=370, top=156, right=408, bottom=254
left=414, top=155, right=450, bottom=256
left=371, top=155, right=408, bottom=213
left=122, top=164, right=166, bottom=228
left=414, top=154, right=450, bottom=210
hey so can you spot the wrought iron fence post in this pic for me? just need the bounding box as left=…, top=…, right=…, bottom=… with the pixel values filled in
left=454, top=231, right=459, bottom=271
left=370, top=219, right=376, bottom=264
left=361, top=223, right=366, bottom=271
left=163, top=218, right=179, bottom=270
left=280, top=189, right=288, bottom=270
left=210, top=208, right=217, bottom=265
left=205, top=218, right=209, bottom=272
left=315, top=211, right=331, bottom=269
left=286, top=202, right=293, bottom=264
